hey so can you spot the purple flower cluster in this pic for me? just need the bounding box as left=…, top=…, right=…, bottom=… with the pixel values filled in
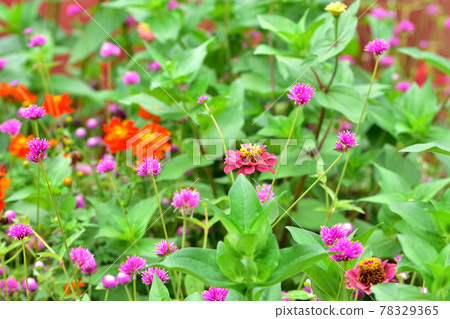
left=320, top=225, right=347, bottom=246
left=23, top=105, right=46, bottom=120
left=328, top=237, right=364, bottom=261
left=364, top=38, right=390, bottom=56
left=102, top=275, right=118, bottom=289
left=8, top=223, right=33, bottom=240
left=119, top=256, right=146, bottom=276
left=335, top=130, right=357, bottom=152
left=81, top=257, right=97, bottom=275
left=136, top=157, right=161, bottom=176
left=141, top=267, right=170, bottom=285
left=256, top=184, right=274, bottom=204
left=172, top=188, right=200, bottom=217
left=202, top=286, right=228, bottom=301
left=0, top=276, right=20, bottom=295
left=155, top=240, right=178, bottom=256
left=287, top=83, right=315, bottom=106
left=26, top=138, right=51, bottom=163
left=197, top=95, right=208, bottom=104
left=22, top=278, right=38, bottom=292
left=0, top=119, right=21, bottom=137
left=123, top=71, right=140, bottom=85
left=117, top=272, right=132, bottom=285
left=395, top=20, right=415, bottom=34
left=0, top=58, right=6, bottom=70
left=70, top=246, right=94, bottom=269
left=100, top=41, right=121, bottom=58
left=28, top=34, right=47, bottom=47
left=96, top=157, right=117, bottom=173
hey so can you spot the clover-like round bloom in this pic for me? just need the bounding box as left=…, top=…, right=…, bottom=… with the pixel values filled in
left=256, top=184, right=274, bottom=204
left=102, top=275, right=118, bottom=289
left=172, top=188, right=200, bottom=217
left=325, top=2, right=347, bottom=16
left=141, top=267, right=170, bottom=285
left=224, top=144, right=277, bottom=176
left=28, top=34, right=47, bottom=47
left=320, top=225, right=347, bottom=246
left=396, top=81, right=411, bottom=92
left=3, top=209, right=16, bottom=224
left=136, top=157, right=161, bottom=176
left=96, top=157, right=117, bottom=173
left=147, top=61, right=161, bottom=71
left=123, top=71, right=140, bottom=85
left=0, top=276, right=20, bottom=294
left=202, top=286, right=228, bottom=301
left=328, top=237, right=364, bottom=261
left=287, top=83, right=315, bottom=106
left=364, top=38, right=390, bottom=56
left=0, top=119, right=21, bottom=137
left=117, top=272, right=132, bottom=285
left=336, top=223, right=354, bottom=236
left=345, top=257, right=397, bottom=294
left=396, top=20, right=415, bottom=33
left=34, top=261, right=44, bottom=269
left=70, top=247, right=94, bottom=268
left=335, top=130, right=357, bottom=152
left=8, top=223, right=33, bottom=240
left=100, top=41, right=121, bottom=58
left=0, top=58, right=6, bottom=70
left=119, top=256, right=146, bottom=276
left=155, top=240, right=178, bottom=256
left=67, top=4, right=81, bottom=16
left=22, top=277, right=38, bottom=292
left=26, top=138, right=51, bottom=163
left=197, top=95, right=208, bottom=104
left=80, top=257, right=97, bottom=275
left=23, top=105, right=45, bottom=120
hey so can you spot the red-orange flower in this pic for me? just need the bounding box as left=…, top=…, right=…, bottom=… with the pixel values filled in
left=132, top=122, right=172, bottom=160
left=42, top=93, right=74, bottom=118
left=63, top=278, right=86, bottom=296
left=9, top=134, right=34, bottom=158
left=0, top=199, right=4, bottom=211
left=0, top=82, right=38, bottom=106
left=0, top=177, right=10, bottom=200
left=138, top=106, right=161, bottom=122
left=103, top=117, right=140, bottom=154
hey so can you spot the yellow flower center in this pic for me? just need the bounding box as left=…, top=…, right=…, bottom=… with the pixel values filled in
left=239, top=144, right=263, bottom=162
left=357, top=257, right=386, bottom=287
left=325, top=1, right=347, bottom=16
left=54, top=95, right=62, bottom=103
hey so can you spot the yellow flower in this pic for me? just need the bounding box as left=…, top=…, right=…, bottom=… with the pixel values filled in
left=325, top=1, right=347, bottom=16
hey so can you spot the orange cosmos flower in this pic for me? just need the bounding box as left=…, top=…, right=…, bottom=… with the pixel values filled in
left=103, top=117, right=140, bottom=154
left=0, top=177, right=11, bottom=200
left=42, top=93, right=74, bottom=118
left=0, top=199, right=4, bottom=211
left=132, top=122, right=172, bottom=160
left=9, top=134, right=34, bottom=159
left=0, top=82, right=38, bottom=106
left=63, top=278, right=86, bottom=296
left=138, top=106, right=161, bottom=122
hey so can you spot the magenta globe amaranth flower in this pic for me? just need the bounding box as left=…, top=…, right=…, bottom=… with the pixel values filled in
left=172, top=188, right=200, bottom=217
left=67, top=4, right=81, bottom=16
left=4, top=210, right=17, bottom=223
left=256, top=184, right=274, bottom=204
left=23, top=104, right=45, bottom=120
left=0, top=58, right=6, bottom=70
left=97, top=157, right=117, bottom=173
left=75, top=127, right=87, bottom=138
left=364, top=38, right=390, bottom=56
left=70, top=246, right=94, bottom=268
left=81, top=258, right=97, bottom=275
left=0, top=276, right=20, bottom=294
left=167, top=0, right=181, bottom=10
left=119, top=256, right=146, bottom=276
left=75, top=193, right=85, bottom=209
left=26, top=138, right=51, bottom=163
left=445, top=18, right=450, bottom=30
left=370, top=7, right=388, bottom=19
left=28, top=34, right=47, bottom=47
left=202, top=286, right=228, bottom=301
left=396, top=20, right=415, bottom=33
left=147, top=61, right=161, bottom=71
left=0, top=119, right=21, bottom=137
left=389, top=37, right=400, bottom=47
left=338, top=55, right=355, bottom=65
left=136, top=157, right=161, bottom=176
left=34, top=261, right=44, bottom=269
left=320, top=225, right=347, bottom=246
left=287, top=83, right=315, bottom=106
left=197, top=95, right=208, bottom=104
left=117, top=272, right=132, bottom=285
left=22, top=278, right=38, bottom=292
left=100, top=41, right=121, bottom=58
left=379, top=55, right=394, bottom=67
left=335, top=130, right=357, bottom=152
left=328, top=237, right=364, bottom=261
left=123, top=71, right=140, bottom=85
left=86, top=118, right=99, bottom=129
left=8, top=223, right=33, bottom=240
left=102, top=275, right=118, bottom=289
left=155, top=240, right=178, bottom=256
left=396, top=81, right=411, bottom=92
left=23, top=27, right=32, bottom=34
left=86, top=136, right=103, bottom=148
left=141, top=267, right=170, bottom=285
left=337, top=223, right=354, bottom=236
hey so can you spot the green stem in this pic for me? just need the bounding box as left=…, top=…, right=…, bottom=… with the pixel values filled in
left=266, top=105, right=301, bottom=202
left=124, top=284, right=132, bottom=301
left=38, top=161, right=80, bottom=298
left=104, top=289, right=109, bottom=301
left=133, top=277, right=137, bottom=301
left=336, top=261, right=347, bottom=301
left=353, top=290, right=359, bottom=301
left=174, top=271, right=183, bottom=300
left=246, top=288, right=253, bottom=301
left=223, top=0, right=232, bottom=78
left=272, top=153, right=344, bottom=228
left=1, top=255, right=8, bottom=300
left=33, top=118, right=41, bottom=231
left=107, top=172, right=139, bottom=254
left=151, top=176, right=169, bottom=245
left=325, top=17, right=339, bottom=92
left=22, top=240, right=29, bottom=301
left=181, top=219, right=187, bottom=249
left=88, top=276, right=92, bottom=300
left=203, top=206, right=209, bottom=249
left=410, top=272, right=417, bottom=286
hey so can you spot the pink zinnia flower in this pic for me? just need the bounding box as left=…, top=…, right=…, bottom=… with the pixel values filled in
left=320, top=225, right=347, bottom=246
left=396, top=81, right=411, bottom=92
left=197, top=95, right=208, bottom=104
left=23, top=104, right=45, bottom=120
left=256, top=184, right=274, bottom=204
left=136, top=157, right=161, bottom=176
left=26, top=138, right=51, bottom=163
left=102, top=275, right=118, bottom=289
left=117, top=272, right=132, bottom=285
left=379, top=55, right=394, bottom=67
left=100, top=41, right=121, bottom=58
left=28, top=34, right=47, bottom=47
left=123, top=71, right=140, bottom=85
left=155, top=240, right=178, bottom=256
left=22, top=277, right=38, bottom=292
left=80, top=257, right=97, bottom=275
left=70, top=247, right=94, bottom=268
left=119, top=256, right=146, bottom=276
left=8, top=223, right=33, bottom=240
left=287, top=83, right=315, bottom=106
left=364, top=38, right=390, bottom=56
left=67, top=4, right=81, bottom=16
left=202, top=286, right=228, bottom=301
left=0, top=58, right=6, bottom=70
left=141, top=267, right=170, bottom=285
left=338, top=55, right=355, bottom=65
left=224, top=144, right=277, bottom=176
left=172, top=188, right=200, bottom=217
left=96, top=157, right=117, bottom=173
left=335, top=130, right=357, bottom=152
left=0, top=119, right=21, bottom=137
left=345, top=257, right=397, bottom=294
left=328, top=237, right=364, bottom=261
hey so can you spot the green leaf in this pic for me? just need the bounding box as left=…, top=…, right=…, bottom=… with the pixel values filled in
left=184, top=292, right=205, bottom=301
left=172, top=39, right=212, bottom=82
left=398, top=47, right=450, bottom=75
left=400, top=142, right=450, bottom=156
left=128, top=197, right=157, bottom=237
left=286, top=226, right=323, bottom=246
left=59, top=229, right=86, bottom=258
left=374, top=163, right=411, bottom=194
left=372, top=283, right=437, bottom=301
left=119, top=93, right=183, bottom=120
left=184, top=275, right=205, bottom=296
left=411, top=178, right=450, bottom=201
left=285, top=290, right=311, bottom=300
left=38, top=252, right=60, bottom=261
left=388, top=202, right=435, bottom=233
left=216, top=242, right=246, bottom=282
left=149, top=274, right=171, bottom=301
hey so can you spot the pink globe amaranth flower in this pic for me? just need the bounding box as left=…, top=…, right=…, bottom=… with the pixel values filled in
left=364, top=38, right=390, bottom=56
left=167, top=0, right=181, bottom=10
left=419, top=40, right=428, bottom=49
left=328, top=237, right=364, bottom=261
left=4, top=210, right=17, bottom=224
left=396, top=81, right=411, bottom=92
left=197, top=95, right=208, bottom=104
left=0, top=276, right=20, bottom=294
left=81, top=257, right=97, bottom=275
left=117, top=272, right=132, bottom=285
left=335, top=130, right=357, bottom=152
left=445, top=18, right=450, bottom=30
left=119, top=256, right=147, bottom=276
left=8, top=223, right=33, bottom=240
left=379, top=55, right=394, bottom=67
left=96, top=157, right=117, bottom=173
left=0, top=58, right=6, bottom=70
left=395, top=254, right=402, bottom=263
left=202, top=286, right=228, bottom=301
left=67, top=4, right=81, bottom=16
left=100, top=41, right=121, bottom=58
left=23, top=104, right=45, bottom=120
left=370, top=7, right=388, bottom=19
left=136, top=156, right=161, bottom=176
left=147, top=61, right=161, bottom=71
left=176, top=225, right=187, bottom=236
left=17, top=107, right=27, bottom=118
left=125, top=15, right=136, bottom=26
left=0, top=119, right=21, bottom=137
left=76, top=163, right=93, bottom=176
left=426, top=5, right=439, bottom=16
left=123, top=71, right=140, bottom=85
left=320, top=225, right=347, bottom=246
left=22, top=277, right=38, bottom=292
left=102, top=275, right=118, bottom=289
left=338, top=55, right=354, bottom=65
left=23, top=27, right=32, bottom=34
left=398, top=272, right=408, bottom=280
left=344, top=257, right=397, bottom=294
left=141, top=267, right=170, bottom=285
left=75, top=127, right=87, bottom=138
left=155, top=240, right=179, bottom=256
left=86, top=118, right=99, bottom=129
left=34, top=261, right=44, bottom=269
left=70, top=247, right=94, bottom=268
left=396, top=20, right=415, bottom=34
left=389, top=37, right=400, bottom=47
left=256, top=183, right=274, bottom=204
left=86, top=136, right=103, bottom=148
left=26, top=138, right=51, bottom=163
left=75, top=193, right=85, bottom=209
left=172, top=188, right=200, bottom=217
left=224, top=144, right=277, bottom=176
left=287, top=83, right=315, bottom=106
left=28, top=34, right=47, bottom=47
left=336, top=223, right=354, bottom=236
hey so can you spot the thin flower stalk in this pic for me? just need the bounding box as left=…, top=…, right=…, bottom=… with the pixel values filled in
left=151, top=175, right=169, bottom=246
left=21, top=239, right=29, bottom=300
